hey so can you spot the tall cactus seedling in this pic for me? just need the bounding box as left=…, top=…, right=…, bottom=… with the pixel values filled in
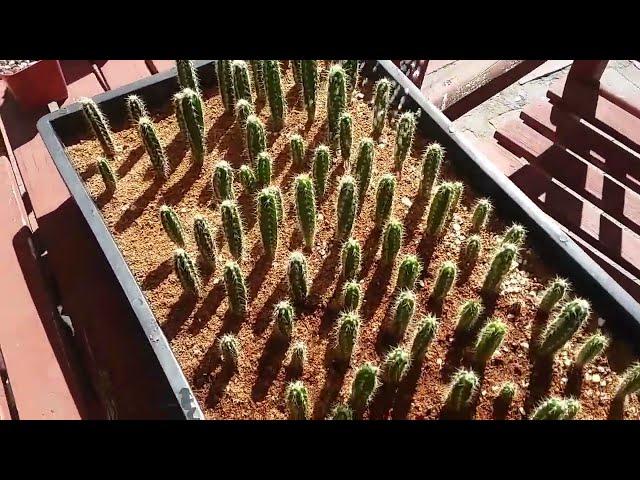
left=256, top=151, right=272, bottom=189
left=381, top=218, right=403, bottom=267
left=575, top=332, right=609, bottom=369
left=445, top=182, right=464, bottom=226
left=220, top=200, right=245, bottom=260
left=431, top=260, right=457, bottom=303
left=288, top=252, right=310, bottom=306
left=193, top=214, right=216, bottom=268
left=294, top=174, right=317, bottom=249
left=419, top=143, right=444, bottom=199
left=335, top=312, right=361, bottom=363
left=80, top=97, right=118, bottom=157
left=292, top=60, right=303, bottom=87
left=387, top=290, right=416, bottom=340
left=381, top=347, right=411, bottom=385
left=341, top=60, right=359, bottom=100
left=249, top=60, right=266, bottom=101
left=285, top=381, right=309, bottom=420
left=232, top=60, right=253, bottom=104
left=481, top=243, right=518, bottom=294
left=176, top=60, right=200, bottom=93
left=327, top=64, right=347, bottom=146
left=538, top=299, right=591, bottom=357
left=290, top=134, right=306, bottom=169
left=160, top=205, right=185, bottom=247
left=336, top=175, right=357, bottom=242
left=173, top=249, right=201, bottom=297
left=341, top=238, right=361, bottom=281
left=394, top=111, right=416, bottom=170
left=264, top=60, right=286, bottom=129
left=354, top=138, right=375, bottom=212
left=235, top=99, right=254, bottom=129
left=373, top=174, right=396, bottom=229
left=179, top=88, right=205, bottom=164
left=474, top=319, right=507, bottom=366
left=216, top=60, right=236, bottom=114
left=339, top=113, right=353, bottom=166
left=218, top=333, right=240, bottom=370
left=396, top=254, right=422, bottom=291
left=455, top=299, right=484, bottom=335
left=470, top=198, right=492, bottom=232
left=425, top=182, right=455, bottom=236
left=312, top=145, right=331, bottom=198
left=257, top=188, right=279, bottom=259
left=372, top=78, right=391, bottom=140
left=223, top=260, right=248, bottom=318
left=274, top=300, right=295, bottom=341
left=245, top=114, right=267, bottom=166
left=173, top=91, right=188, bottom=139
left=411, top=315, right=438, bottom=362
left=211, top=160, right=235, bottom=203
left=615, top=363, right=640, bottom=401
left=538, top=277, right=570, bottom=314
left=446, top=369, right=479, bottom=414
left=138, top=117, right=169, bottom=179
left=301, top=60, right=318, bottom=122
left=125, top=94, right=148, bottom=125
left=97, top=157, right=117, bottom=191
left=239, top=165, right=257, bottom=194
left=350, top=363, right=379, bottom=413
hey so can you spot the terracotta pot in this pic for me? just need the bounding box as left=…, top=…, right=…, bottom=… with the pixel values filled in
left=2, top=60, right=68, bottom=109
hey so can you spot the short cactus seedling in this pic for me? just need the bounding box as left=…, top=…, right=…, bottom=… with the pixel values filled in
left=336, top=175, right=357, bottom=242
left=160, top=205, right=185, bottom=247
left=138, top=117, right=169, bottom=179
left=232, top=60, right=253, bottom=104
left=425, top=182, right=455, bottom=236
left=372, top=78, right=391, bottom=140
left=223, top=260, right=248, bottom=318
left=267, top=185, right=284, bottom=224
left=538, top=298, right=591, bottom=357
left=256, top=151, right=272, bottom=188
left=245, top=115, right=267, bottom=165
left=327, top=64, right=347, bottom=145
left=530, top=397, right=569, bottom=420
left=173, top=248, right=201, bottom=296
left=339, top=113, right=353, bottom=164
left=125, top=94, right=148, bottom=125
left=179, top=88, right=205, bottom=164
left=285, top=380, right=309, bottom=420
left=80, top=97, right=117, bottom=157
left=218, top=333, right=239, bottom=370
left=394, top=111, right=416, bottom=170
left=354, top=138, right=375, bottom=211
left=350, top=362, right=379, bottom=412
left=290, top=134, right=306, bottom=169
left=396, top=254, right=422, bottom=291
left=411, top=315, right=438, bottom=361
left=341, top=281, right=362, bottom=313
left=193, top=214, right=216, bottom=268
left=273, top=300, right=295, bottom=340
left=431, top=260, right=457, bottom=303
left=574, top=332, right=609, bottom=369
left=565, top=398, right=581, bottom=419
left=455, top=299, right=484, bottom=335
left=462, top=235, right=482, bottom=265
left=239, top=165, right=257, bottom=194
left=301, top=60, right=318, bottom=122
left=176, top=60, right=200, bottom=93
left=294, top=174, right=317, bottom=249
left=289, top=341, right=307, bottom=373
left=374, top=174, right=396, bottom=229
left=381, top=218, right=403, bottom=266
left=502, top=222, right=527, bottom=246
left=264, top=60, right=286, bottom=129
left=257, top=188, right=279, bottom=259
left=474, top=319, right=507, bottom=365
left=615, top=362, right=640, bottom=400
left=381, top=347, right=411, bottom=385
left=419, top=143, right=444, bottom=199
left=445, top=182, right=464, bottom=226
left=249, top=60, right=266, bottom=101
left=288, top=252, right=309, bottom=306
left=211, top=161, right=235, bottom=203
left=330, top=404, right=354, bottom=420
left=497, top=382, right=517, bottom=408
left=388, top=290, right=416, bottom=340
left=97, top=157, right=117, bottom=191
left=538, top=277, right=570, bottom=313
left=220, top=200, right=245, bottom=260
left=235, top=99, right=254, bottom=128
left=446, top=369, right=480, bottom=413
left=341, top=238, right=361, bottom=281
left=470, top=198, right=492, bottom=232
left=481, top=243, right=518, bottom=294
left=335, top=311, right=361, bottom=363
left=216, top=60, right=236, bottom=114
left=312, top=145, right=331, bottom=198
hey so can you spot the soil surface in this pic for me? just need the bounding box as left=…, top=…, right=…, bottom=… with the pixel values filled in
left=67, top=62, right=639, bottom=420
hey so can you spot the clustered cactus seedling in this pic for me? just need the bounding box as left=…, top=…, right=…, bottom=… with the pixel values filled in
left=446, top=369, right=479, bottom=413
left=330, top=404, right=354, bottom=420
left=388, top=290, right=416, bottom=339
left=285, top=380, right=309, bottom=420
left=470, top=198, right=492, bottom=232
left=336, top=311, right=360, bottom=362
left=455, top=299, right=483, bottom=334
left=341, top=238, right=361, bottom=281
left=336, top=175, right=357, bottom=241
left=350, top=363, right=379, bottom=412
left=212, top=161, right=235, bottom=203
left=179, top=88, right=205, bottom=164
left=538, top=298, right=591, bottom=357
left=354, top=138, right=375, bottom=211
left=173, top=248, right=201, bottom=296
left=312, top=145, right=331, bottom=198
left=301, top=60, right=318, bottom=122
left=419, top=143, right=444, bottom=199
left=538, top=277, right=569, bottom=313
left=264, top=60, right=286, bottom=129
left=249, top=60, right=266, bottom=101
left=394, top=111, right=416, bottom=170
left=97, top=157, right=117, bottom=191
left=339, top=113, right=353, bottom=164
left=615, top=363, right=640, bottom=400
left=138, top=117, right=169, bottom=179
left=273, top=300, right=295, bottom=340
left=575, top=332, right=609, bottom=369
left=341, top=281, right=362, bottom=313
left=232, top=60, right=253, bottom=104
left=288, top=252, right=309, bottom=306
left=327, top=64, right=347, bottom=145
left=374, top=173, right=396, bottom=229
left=239, top=164, right=257, bottom=194
left=289, top=341, right=307, bottom=373
left=502, top=222, right=527, bottom=246
left=160, top=205, right=185, bottom=247
left=462, top=235, right=482, bottom=265
left=431, top=261, right=457, bottom=302
left=290, top=134, right=306, bottom=169
left=256, top=151, right=272, bottom=189
left=125, top=94, right=148, bottom=125
left=257, top=188, right=279, bottom=259
left=381, top=347, right=411, bottom=384
left=411, top=315, right=438, bottom=361
left=223, top=260, right=248, bottom=318
left=216, top=60, right=236, bottom=114
left=193, top=214, right=216, bottom=268
left=381, top=218, right=403, bottom=266
left=245, top=114, right=267, bottom=165
left=396, top=254, right=422, bottom=291
left=80, top=97, right=117, bottom=157
left=218, top=333, right=239, bottom=370
left=235, top=99, right=254, bottom=128
left=294, top=174, right=317, bottom=249
left=176, top=60, right=199, bottom=93
left=220, top=200, right=245, bottom=259
left=372, top=78, right=391, bottom=140
left=475, top=319, right=507, bottom=365
left=481, top=243, right=518, bottom=294
left=425, top=182, right=455, bottom=236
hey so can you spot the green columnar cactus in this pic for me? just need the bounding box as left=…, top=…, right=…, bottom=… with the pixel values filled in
left=336, top=175, right=357, bottom=241
left=292, top=60, right=303, bottom=86
left=462, top=235, right=482, bottom=265
left=301, top=60, right=318, bottom=122
left=179, top=88, right=205, bottom=164
left=212, top=161, right=235, bottom=203
left=235, top=99, right=254, bottom=128
left=138, top=117, right=169, bottom=179
left=288, top=252, right=309, bottom=306
left=173, top=248, right=201, bottom=296
left=239, top=165, right=257, bottom=194
left=285, top=380, right=309, bottom=420
left=290, top=134, right=306, bottom=169
left=342, top=60, right=359, bottom=99
left=455, top=299, right=484, bottom=334
left=125, top=94, right=148, bottom=125
left=481, top=243, right=518, bottom=294
left=339, top=113, right=353, bottom=164
left=218, top=333, right=239, bottom=369
left=565, top=398, right=581, bottom=419
left=232, top=60, right=253, bottom=103
left=273, top=300, right=295, bottom=340
left=411, top=315, right=438, bottom=361
left=257, top=188, right=279, bottom=259
left=470, top=198, right=492, bottom=232
left=396, top=254, right=422, bottom=291
left=264, top=60, right=286, bottom=129
left=327, top=64, right=347, bottom=145
left=267, top=185, right=284, bottom=224
left=216, top=60, right=236, bottom=114
left=341, top=238, right=361, bottom=281
left=256, top=151, right=272, bottom=188
left=431, top=261, right=457, bottom=302
left=445, top=182, right=464, bottom=225
left=372, top=78, right=391, bottom=140
left=502, top=223, right=527, bottom=246
left=381, top=218, right=403, bottom=266
left=425, top=182, right=455, bottom=236
left=223, top=260, right=248, bottom=318
left=176, top=60, right=200, bottom=93
left=530, top=397, right=569, bottom=420
left=329, top=404, right=354, bottom=420
left=388, top=290, right=416, bottom=339
left=381, top=347, right=411, bottom=384
left=312, top=145, right=331, bottom=198
left=475, top=319, right=507, bottom=365
left=294, top=174, right=317, bottom=249
left=289, top=341, right=307, bottom=373
left=220, top=200, right=245, bottom=260
left=245, top=114, right=267, bottom=165
left=374, top=174, right=396, bottom=229
left=249, top=60, right=266, bottom=101
left=538, top=277, right=570, bottom=313
left=160, top=205, right=185, bottom=247
left=498, top=382, right=517, bottom=407
left=419, top=143, right=444, bottom=199
left=575, top=332, right=609, bottom=369
left=336, top=311, right=360, bottom=362
left=446, top=369, right=480, bottom=413
left=354, top=138, right=375, bottom=211
left=350, top=363, right=379, bottom=411
left=615, top=362, right=640, bottom=400
left=341, top=281, right=362, bottom=313
left=393, top=112, right=416, bottom=170
left=97, top=157, right=117, bottom=191
left=193, top=214, right=216, bottom=267
left=538, top=299, right=591, bottom=357
left=80, top=97, right=117, bottom=157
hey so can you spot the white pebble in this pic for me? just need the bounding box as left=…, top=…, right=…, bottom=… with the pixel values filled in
left=401, top=197, right=412, bottom=207
left=591, top=374, right=601, bottom=383
left=597, top=317, right=606, bottom=327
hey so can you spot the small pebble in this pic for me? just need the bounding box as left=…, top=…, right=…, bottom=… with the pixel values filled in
left=520, top=341, right=529, bottom=350
left=597, top=366, right=605, bottom=373
left=436, top=358, right=443, bottom=366
left=597, top=317, right=606, bottom=327
left=401, top=197, right=412, bottom=207
left=564, top=358, right=572, bottom=367
left=356, top=93, right=364, bottom=99
left=519, top=407, right=526, bottom=415
left=591, top=374, right=601, bottom=383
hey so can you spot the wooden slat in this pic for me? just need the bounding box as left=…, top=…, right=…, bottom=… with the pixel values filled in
left=94, top=60, right=153, bottom=90
left=149, top=60, right=176, bottom=75
left=60, top=60, right=106, bottom=107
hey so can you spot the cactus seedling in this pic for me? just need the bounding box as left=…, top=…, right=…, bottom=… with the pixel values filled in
left=273, top=300, right=295, bottom=340
left=335, top=311, right=360, bottom=362
left=354, top=138, right=375, bottom=211
left=336, top=175, right=357, bottom=242
left=388, top=290, right=416, bottom=339
left=575, top=332, right=609, bottom=369
left=341, top=281, right=362, bottom=313
left=245, top=114, right=267, bottom=165
left=538, top=277, right=570, bottom=313
left=193, top=214, right=216, bottom=268
left=285, top=380, right=309, bottom=420
left=160, top=205, right=185, bottom=247
left=212, top=160, right=235, bottom=203
left=394, top=111, right=416, bottom=170
left=381, top=347, right=411, bottom=385
left=615, top=362, right=640, bottom=400
left=502, top=223, right=527, bottom=246
left=173, top=248, right=201, bottom=296
left=257, top=188, right=279, bottom=259
left=290, top=134, right=306, bottom=169
left=327, top=64, right=347, bottom=145
left=350, top=362, right=379, bottom=412
left=396, top=254, right=422, bottom=291
left=446, top=369, right=479, bottom=413
left=330, top=404, right=353, bottom=420
left=446, top=182, right=464, bottom=226
left=216, top=60, right=236, bottom=114
left=455, top=299, right=484, bottom=334
left=289, top=341, right=307, bottom=373
left=342, top=60, right=359, bottom=100
left=232, top=60, right=253, bottom=103
left=312, top=145, right=331, bottom=198
left=235, top=99, right=254, bottom=127
left=341, top=238, right=361, bottom=281
left=381, top=218, right=403, bottom=266
left=138, top=117, right=169, bottom=179
left=176, top=60, right=199, bottom=93
left=425, top=182, right=455, bottom=236
left=97, top=157, right=117, bottom=191
left=339, top=113, right=353, bottom=164
left=411, top=315, right=438, bottom=361
left=462, top=235, right=482, bottom=265
left=264, top=60, right=286, bottom=129
left=223, top=260, right=248, bottom=318
left=374, top=173, right=396, bottom=229
left=498, top=382, right=517, bottom=407
left=470, top=198, right=492, bottom=232
left=294, top=174, right=317, bottom=249
left=530, top=397, right=569, bottom=420
left=218, top=333, right=239, bottom=370
left=481, top=243, right=518, bottom=294
left=179, top=88, right=205, bottom=164
left=372, top=78, right=391, bottom=140
left=173, top=91, right=188, bottom=139
left=256, top=151, right=272, bottom=188
left=125, top=94, right=148, bottom=125
left=267, top=185, right=284, bottom=224
left=220, top=200, right=245, bottom=260
left=301, top=60, right=318, bottom=122
left=80, top=97, right=117, bottom=157
left=475, top=319, right=507, bottom=365
left=565, top=398, right=581, bottom=419
left=239, top=164, right=257, bottom=194
left=431, top=261, right=457, bottom=302
left=249, top=60, right=266, bottom=101
left=292, top=60, right=303, bottom=86
left=419, top=143, right=444, bottom=199
left=538, top=298, right=591, bottom=357
left=288, top=252, right=309, bottom=306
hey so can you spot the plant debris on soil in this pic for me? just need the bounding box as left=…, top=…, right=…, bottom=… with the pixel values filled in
left=66, top=61, right=640, bottom=420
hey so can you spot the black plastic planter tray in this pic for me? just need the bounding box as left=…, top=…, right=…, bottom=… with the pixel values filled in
left=37, top=60, right=640, bottom=420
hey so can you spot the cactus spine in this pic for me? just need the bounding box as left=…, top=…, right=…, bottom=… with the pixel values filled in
left=615, top=363, right=640, bottom=400
left=290, top=134, right=306, bottom=169
left=455, top=299, right=484, bottom=334
left=530, top=397, right=569, bottom=420
left=97, top=157, right=117, bottom=191
left=264, top=60, right=286, bottom=129
left=374, top=173, right=396, bottom=229
left=212, top=161, right=235, bottom=203
left=502, top=223, right=527, bottom=246
left=239, top=165, right=257, bottom=194
left=193, top=214, right=216, bottom=268
left=575, top=332, right=609, bottom=369
left=481, top=243, right=518, bottom=294
left=446, top=369, right=479, bottom=413
left=394, top=112, right=416, bottom=170
left=342, top=60, right=359, bottom=99
left=425, top=182, right=455, bottom=236
left=330, top=404, right=353, bottom=420
left=462, top=235, right=482, bottom=265
left=539, top=277, right=569, bottom=313
left=341, top=238, right=361, bottom=281
left=341, top=281, right=362, bottom=313
left=223, top=260, right=248, bottom=318
left=388, top=290, right=416, bottom=339
left=160, top=205, right=185, bottom=247
left=289, top=341, right=307, bottom=373
left=220, top=200, right=245, bottom=260
left=245, top=114, right=267, bottom=165
left=419, top=143, right=444, bottom=198
left=173, top=248, right=201, bottom=296
left=372, top=78, right=391, bottom=140
left=381, top=218, right=403, bottom=266
left=354, top=138, right=375, bottom=211
left=126, top=94, right=148, bottom=125
left=179, top=88, right=205, bottom=164
left=288, top=252, right=309, bottom=306
left=257, top=188, right=279, bottom=259
left=339, top=113, right=353, bottom=164
left=256, top=151, right=272, bottom=188
left=176, top=60, right=199, bottom=93
left=218, top=333, right=239, bottom=370
left=294, top=174, right=317, bottom=249
left=382, top=347, right=411, bottom=384
left=411, top=315, right=438, bottom=361
left=396, top=254, right=422, bottom=291
left=475, top=319, right=507, bottom=365
left=285, top=380, right=309, bottom=420
left=235, top=99, right=254, bottom=128
left=249, top=60, right=266, bottom=101
left=216, top=60, right=236, bottom=114
left=273, top=300, right=295, bottom=340
left=80, top=97, right=117, bottom=157
left=336, top=175, right=357, bottom=242
left=470, top=198, right=492, bottom=232
left=327, top=64, right=347, bottom=145
left=538, top=298, right=591, bottom=357
left=138, top=117, right=169, bottom=179
left=350, top=363, right=379, bottom=411
left=335, top=312, right=360, bottom=362
left=498, top=382, right=517, bottom=407
left=232, top=60, right=253, bottom=104
left=301, top=60, right=318, bottom=122
left=431, top=261, right=457, bottom=302
left=312, top=145, right=331, bottom=198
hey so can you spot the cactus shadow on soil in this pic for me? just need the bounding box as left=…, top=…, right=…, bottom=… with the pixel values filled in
left=141, top=258, right=173, bottom=290
left=205, top=112, right=235, bottom=150
left=251, top=331, right=289, bottom=401
left=116, top=145, right=145, bottom=178
left=523, top=356, right=555, bottom=415
left=113, top=177, right=163, bottom=233
left=190, top=281, right=226, bottom=335
left=312, top=361, right=347, bottom=420
left=163, top=292, right=198, bottom=341
left=391, top=362, right=424, bottom=419
left=253, top=277, right=288, bottom=335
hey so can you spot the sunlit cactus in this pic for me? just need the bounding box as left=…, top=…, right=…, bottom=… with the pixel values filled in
left=425, top=182, right=455, bottom=236
left=455, top=299, right=484, bottom=335
left=462, top=235, right=482, bottom=265
left=419, top=143, right=444, bottom=199
left=173, top=91, right=188, bottom=139
left=565, top=398, right=581, bottom=419
left=179, top=88, right=205, bottom=164
left=411, top=315, right=438, bottom=361
left=538, top=277, right=570, bottom=313
left=256, top=151, right=272, bottom=188
left=267, top=185, right=284, bottom=225
left=341, top=238, right=361, bottom=281
left=218, top=333, right=239, bottom=370
left=220, top=200, right=245, bottom=260
left=216, top=60, right=236, bottom=114
left=329, top=404, right=353, bottom=420
left=374, top=173, right=396, bottom=229
left=80, top=97, right=117, bottom=157
left=239, top=164, right=257, bottom=194
left=342, top=60, right=359, bottom=100
left=327, top=64, right=347, bottom=145
left=125, top=94, right=148, bottom=125
left=285, top=380, right=309, bottom=420
left=475, top=319, right=507, bottom=365
left=212, top=160, right=235, bottom=203
left=446, top=368, right=479, bottom=413
left=498, top=382, right=517, bottom=408
left=257, top=188, right=279, bottom=259
left=381, top=347, right=411, bottom=385
left=396, top=254, right=422, bottom=291
left=235, top=99, right=254, bottom=128
left=289, top=340, right=307, bottom=373
left=249, top=60, right=266, bottom=101
left=97, top=157, right=117, bottom=191
left=339, top=112, right=353, bottom=164
left=160, top=205, right=185, bottom=247
left=294, top=174, right=317, bottom=249
left=350, top=362, right=379, bottom=412
left=245, top=114, right=267, bottom=165
left=502, top=222, right=527, bottom=246
left=481, top=243, right=518, bottom=294
left=223, top=260, right=248, bottom=318
left=615, top=362, right=640, bottom=400
left=288, top=251, right=309, bottom=306
left=292, top=60, right=303, bottom=86
left=394, top=111, right=416, bottom=170
left=290, top=134, right=306, bottom=169
left=273, top=300, right=295, bottom=340
left=431, top=260, right=457, bottom=302
left=264, top=60, right=286, bottom=129
left=381, top=218, right=403, bottom=266
left=336, top=175, right=357, bottom=241
left=335, top=311, right=360, bottom=363
left=176, top=59, right=199, bottom=93
left=388, top=290, right=416, bottom=340
left=470, top=198, right=492, bottom=232
left=445, top=181, right=464, bottom=226
left=173, top=248, right=201, bottom=296
left=138, top=116, right=169, bottom=179
left=538, top=298, right=591, bottom=357
left=354, top=137, right=375, bottom=211
left=193, top=214, right=216, bottom=268
left=341, top=281, right=362, bottom=313
left=312, top=145, right=331, bottom=198
left=232, top=60, right=253, bottom=104
left=372, top=78, right=391, bottom=140
left=530, top=397, right=568, bottom=420
left=575, top=332, right=609, bottom=369
left=301, top=60, right=318, bottom=122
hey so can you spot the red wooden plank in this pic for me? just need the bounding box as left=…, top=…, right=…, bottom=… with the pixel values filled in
left=60, top=60, right=106, bottom=107
left=149, top=60, right=176, bottom=74
left=94, top=60, right=152, bottom=90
